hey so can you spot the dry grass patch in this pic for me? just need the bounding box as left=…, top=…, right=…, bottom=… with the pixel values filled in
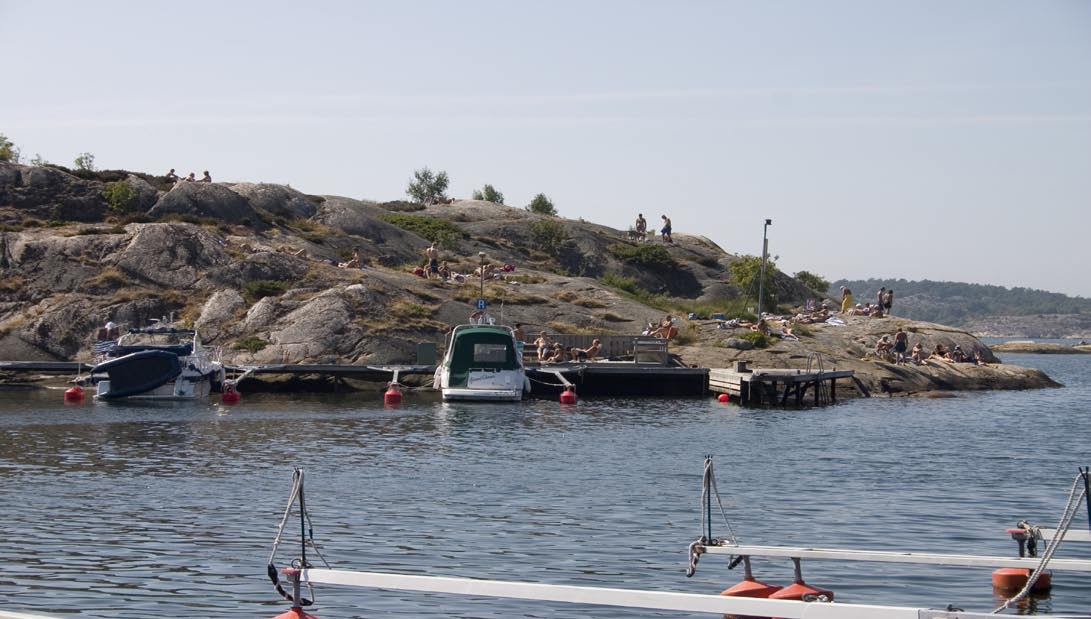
left=553, top=290, right=578, bottom=302
left=573, top=297, right=607, bottom=308
left=87, top=267, right=129, bottom=289
left=545, top=321, right=599, bottom=335
left=596, top=312, right=632, bottom=323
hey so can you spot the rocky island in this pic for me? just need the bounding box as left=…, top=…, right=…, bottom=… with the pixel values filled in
left=0, top=162, right=1061, bottom=396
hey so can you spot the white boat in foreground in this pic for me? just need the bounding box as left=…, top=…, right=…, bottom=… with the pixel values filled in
left=266, top=465, right=1091, bottom=619
left=85, top=326, right=224, bottom=401
left=433, top=323, right=528, bottom=401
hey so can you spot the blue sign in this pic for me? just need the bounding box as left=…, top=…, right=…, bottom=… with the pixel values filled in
left=476, top=298, right=488, bottom=310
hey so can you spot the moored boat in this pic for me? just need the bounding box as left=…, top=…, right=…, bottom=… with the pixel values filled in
left=433, top=323, right=528, bottom=401
left=86, top=326, right=224, bottom=400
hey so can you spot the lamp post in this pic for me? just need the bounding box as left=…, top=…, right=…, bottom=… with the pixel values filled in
left=757, top=219, right=772, bottom=317
left=478, top=251, right=486, bottom=300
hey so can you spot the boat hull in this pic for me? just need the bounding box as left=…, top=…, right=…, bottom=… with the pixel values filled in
left=442, top=387, right=524, bottom=402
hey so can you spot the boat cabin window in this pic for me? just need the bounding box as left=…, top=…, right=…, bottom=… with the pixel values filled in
left=473, top=343, right=509, bottom=363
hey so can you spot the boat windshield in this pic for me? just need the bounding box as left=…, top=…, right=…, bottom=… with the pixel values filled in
left=451, top=330, right=518, bottom=370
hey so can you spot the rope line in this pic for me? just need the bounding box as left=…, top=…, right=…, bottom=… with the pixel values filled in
left=991, top=470, right=1089, bottom=613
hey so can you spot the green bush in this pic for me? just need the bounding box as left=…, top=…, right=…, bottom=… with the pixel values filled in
left=377, top=212, right=466, bottom=249
left=103, top=179, right=141, bottom=214
left=599, top=272, right=667, bottom=309
left=729, top=255, right=779, bottom=312
left=608, top=243, right=676, bottom=269
left=526, top=193, right=556, bottom=216
left=472, top=184, right=504, bottom=204
left=737, top=331, right=771, bottom=348
left=73, top=152, right=96, bottom=172
left=0, top=133, right=18, bottom=163
left=242, top=280, right=289, bottom=303
left=234, top=336, right=269, bottom=354
left=405, top=167, right=449, bottom=203
left=795, top=270, right=830, bottom=294
left=528, top=219, right=567, bottom=255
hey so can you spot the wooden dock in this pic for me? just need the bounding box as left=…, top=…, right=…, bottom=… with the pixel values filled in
left=708, top=362, right=854, bottom=406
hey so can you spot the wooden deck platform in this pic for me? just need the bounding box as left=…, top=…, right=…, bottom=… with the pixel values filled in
left=708, top=362, right=854, bottom=406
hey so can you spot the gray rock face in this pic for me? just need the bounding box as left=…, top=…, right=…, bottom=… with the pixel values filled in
left=148, top=182, right=262, bottom=225
left=125, top=174, right=160, bottom=212
left=0, top=162, right=108, bottom=222
left=229, top=183, right=318, bottom=219
left=111, top=223, right=232, bottom=289
left=314, top=196, right=428, bottom=266
left=195, top=289, right=247, bottom=342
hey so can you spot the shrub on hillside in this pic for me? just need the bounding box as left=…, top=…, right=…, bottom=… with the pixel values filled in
left=526, top=193, right=556, bottom=216
left=377, top=212, right=466, bottom=249
left=795, top=270, right=830, bottom=294
left=103, top=179, right=141, bottom=214
left=243, top=280, right=289, bottom=303
left=608, top=244, right=675, bottom=269
left=528, top=219, right=567, bottom=255
left=472, top=184, right=504, bottom=204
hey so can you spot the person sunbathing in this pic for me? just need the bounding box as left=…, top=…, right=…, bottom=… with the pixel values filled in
left=572, top=339, right=601, bottom=362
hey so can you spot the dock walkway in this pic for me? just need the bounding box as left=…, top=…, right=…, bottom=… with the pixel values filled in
left=708, top=362, right=854, bottom=406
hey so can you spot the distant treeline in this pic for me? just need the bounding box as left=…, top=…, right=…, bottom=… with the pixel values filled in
left=830, top=278, right=1091, bottom=326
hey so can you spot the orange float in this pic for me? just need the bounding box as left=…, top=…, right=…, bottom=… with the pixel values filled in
left=992, top=567, right=1051, bottom=592
left=271, top=608, right=320, bottom=619
left=768, top=558, right=833, bottom=601
left=559, top=386, right=577, bottom=404
left=384, top=384, right=403, bottom=405
left=63, top=385, right=84, bottom=402
left=720, top=557, right=782, bottom=598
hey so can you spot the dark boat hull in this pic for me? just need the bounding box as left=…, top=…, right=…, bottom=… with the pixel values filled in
left=92, top=350, right=182, bottom=400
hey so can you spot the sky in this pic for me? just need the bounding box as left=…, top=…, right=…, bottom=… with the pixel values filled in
left=3, top=1, right=1089, bottom=297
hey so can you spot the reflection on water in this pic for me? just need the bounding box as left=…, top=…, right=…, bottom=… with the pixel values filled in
left=1, top=352, right=1090, bottom=618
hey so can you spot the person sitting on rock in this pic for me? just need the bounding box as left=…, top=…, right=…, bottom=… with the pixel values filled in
left=165, top=168, right=179, bottom=182
left=875, top=335, right=894, bottom=362
left=949, top=345, right=967, bottom=362
left=929, top=343, right=949, bottom=361
left=654, top=315, right=675, bottom=338
left=185, top=172, right=196, bottom=182
left=572, top=339, right=601, bottom=362
left=779, top=319, right=799, bottom=341
left=438, top=261, right=451, bottom=281
left=911, top=342, right=924, bottom=365
left=339, top=247, right=362, bottom=269
left=200, top=170, right=212, bottom=183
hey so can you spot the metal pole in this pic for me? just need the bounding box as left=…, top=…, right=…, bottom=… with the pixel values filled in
left=1082, top=466, right=1090, bottom=531
left=757, top=219, right=771, bottom=317
left=479, top=251, right=486, bottom=300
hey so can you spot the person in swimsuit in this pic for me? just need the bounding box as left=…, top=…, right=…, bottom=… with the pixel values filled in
left=892, top=328, right=908, bottom=363
left=635, top=213, right=647, bottom=241
left=424, top=242, right=440, bottom=279
left=660, top=215, right=673, bottom=243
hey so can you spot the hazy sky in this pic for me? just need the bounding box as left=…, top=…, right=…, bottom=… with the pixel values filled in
left=3, top=1, right=1089, bottom=296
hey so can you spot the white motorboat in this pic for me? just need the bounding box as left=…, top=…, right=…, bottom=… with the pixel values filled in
left=86, top=326, right=224, bottom=401
left=433, top=323, right=529, bottom=401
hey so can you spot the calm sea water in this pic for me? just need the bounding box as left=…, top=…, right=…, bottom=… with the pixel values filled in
left=1, top=352, right=1089, bottom=618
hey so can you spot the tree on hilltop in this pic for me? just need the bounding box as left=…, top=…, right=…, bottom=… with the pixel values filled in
left=729, top=255, right=780, bottom=312
left=794, top=270, right=830, bottom=294
left=406, top=167, right=449, bottom=204
left=74, top=152, right=96, bottom=172
left=526, top=193, right=556, bottom=216
left=0, top=133, right=20, bottom=163
left=472, top=184, right=504, bottom=204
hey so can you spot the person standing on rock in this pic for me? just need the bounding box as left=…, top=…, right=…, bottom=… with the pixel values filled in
left=839, top=286, right=854, bottom=314
left=877, top=286, right=886, bottom=308
left=660, top=215, right=673, bottom=244
left=882, top=288, right=894, bottom=316
left=635, top=213, right=647, bottom=241
left=893, top=327, right=909, bottom=364
left=424, top=242, right=440, bottom=279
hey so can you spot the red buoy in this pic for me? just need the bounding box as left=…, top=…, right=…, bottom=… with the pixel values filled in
left=271, top=607, right=321, bottom=619
left=221, top=390, right=240, bottom=404
left=992, top=567, right=1051, bottom=592
left=720, top=557, right=782, bottom=598
left=718, top=393, right=729, bottom=403
left=559, top=386, right=577, bottom=405
left=384, top=384, right=403, bottom=405
left=64, top=385, right=84, bottom=402
left=768, top=559, right=833, bottom=601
